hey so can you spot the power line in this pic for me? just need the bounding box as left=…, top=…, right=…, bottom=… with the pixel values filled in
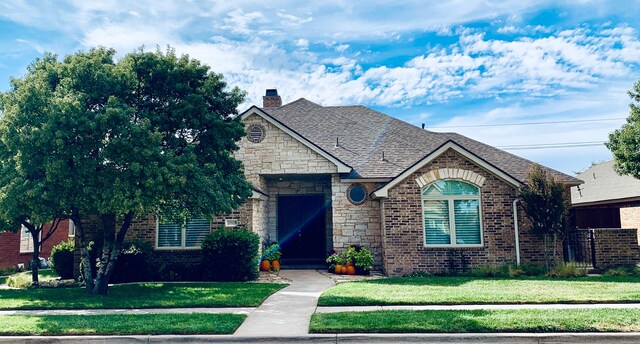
left=497, top=141, right=605, bottom=151
left=431, top=117, right=626, bottom=129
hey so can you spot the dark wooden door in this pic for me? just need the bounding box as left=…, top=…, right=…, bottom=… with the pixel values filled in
left=277, top=195, right=326, bottom=264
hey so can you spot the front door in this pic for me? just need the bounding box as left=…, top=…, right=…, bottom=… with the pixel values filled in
left=277, top=194, right=327, bottom=265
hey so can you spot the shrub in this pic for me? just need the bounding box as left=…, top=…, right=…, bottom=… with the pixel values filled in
left=403, top=271, right=431, bottom=278
left=604, top=268, right=628, bottom=277
left=156, top=262, right=203, bottom=281
left=51, top=240, right=75, bottom=280
left=7, top=273, right=33, bottom=288
left=201, top=228, right=260, bottom=282
left=547, top=262, right=587, bottom=278
left=470, top=264, right=509, bottom=278
left=519, top=263, right=547, bottom=276
left=263, top=243, right=281, bottom=261
left=111, top=240, right=153, bottom=283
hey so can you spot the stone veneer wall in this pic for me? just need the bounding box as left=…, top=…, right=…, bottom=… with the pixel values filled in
left=382, top=149, right=528, bottom=276
left=235, top=114, right=338, bottom=190
left=592, top=228, right=640, bottom=269
left=620, top=206, right=640, bottom=239
left=331, top=175, right=384, bottom=269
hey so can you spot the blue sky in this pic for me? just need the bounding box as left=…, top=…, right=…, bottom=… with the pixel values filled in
left=1, top=1, right=640, bottom=175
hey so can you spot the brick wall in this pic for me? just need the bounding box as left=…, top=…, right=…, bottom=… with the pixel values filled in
left=382, top=149, right=528, bottom=276
left=592, top=228, right=640, bottom=269
left=0, top=220, right=72, bottom=269
left=620, top=206, right=640, bottom=234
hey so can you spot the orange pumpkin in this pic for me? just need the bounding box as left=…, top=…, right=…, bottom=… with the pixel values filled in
left=271, top=260, right=281, bottom=271
left=334, top=264, right=343, bottom=274
left=346, top=262, right=354, bottom=267
left=346, top=265, right=356, bottom=275
left=260, top=260, right=271, bottom=271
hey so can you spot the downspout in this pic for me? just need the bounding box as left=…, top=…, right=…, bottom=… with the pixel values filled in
left=513, top=199, right=521, bottom=266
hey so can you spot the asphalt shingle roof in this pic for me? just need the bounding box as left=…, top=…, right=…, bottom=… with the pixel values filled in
left=571, top=160, right=640, bottom=205
left=264, top=98, right=582, bottom=185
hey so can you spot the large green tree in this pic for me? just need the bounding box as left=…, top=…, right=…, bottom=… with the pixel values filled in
left=606, top=79, right=640, bottom=179
left=0, top=53, right=68, bottom=287
left=0, top=47, right=252, bottom=295
left=517, top=164, right=567, bottom=270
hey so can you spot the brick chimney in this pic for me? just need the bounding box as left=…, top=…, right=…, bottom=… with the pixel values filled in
left=262, top=89, right=282, bottom=108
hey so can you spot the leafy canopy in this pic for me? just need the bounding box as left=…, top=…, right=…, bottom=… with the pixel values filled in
left=517, top=164, right=567, bottom=238
left=606, top=79, right=640, bottom=180
left=0, top=47, right=252, bottom=226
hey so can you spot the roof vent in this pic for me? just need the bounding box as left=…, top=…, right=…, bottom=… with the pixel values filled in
left=263, top=89, right=282, bottom=108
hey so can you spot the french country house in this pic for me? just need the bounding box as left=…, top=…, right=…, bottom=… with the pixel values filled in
left=76, top=89, right=584, bottom=277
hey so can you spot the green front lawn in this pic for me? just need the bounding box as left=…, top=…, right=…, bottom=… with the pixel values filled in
left=318, top=276, right=640, bottom=306
left=310, top=309, right=640, bottom=333
left=0, top=282, right=285, bottom=309
left=0, top=313, right=245, bottom=335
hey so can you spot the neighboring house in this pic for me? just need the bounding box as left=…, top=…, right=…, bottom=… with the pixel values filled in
left=570, top=160, right=640, bottom=229
left=0, top=220, right=73, bottom=269
left=77, top=89, right=583, bottom=277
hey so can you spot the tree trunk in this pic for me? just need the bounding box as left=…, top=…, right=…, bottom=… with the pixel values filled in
left=543, top=234, right=550, bottom=272
left=552, top=233, right=558, bottom=268
left=73, top=214, right=96, bottom=294
left=92, top=212, right=134, bottom=295
left=30, top=228, right=40, bottom=288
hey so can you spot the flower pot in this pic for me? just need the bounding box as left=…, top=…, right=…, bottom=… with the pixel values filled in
left=346, top=265, right=356, bottom=275
left=271, top=260, right=281, bottom=272
left=260, top=260, right=271, bottom=272
left=355, top=267, right=370, bottom=275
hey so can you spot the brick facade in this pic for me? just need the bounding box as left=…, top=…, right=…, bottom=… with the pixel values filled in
left=382, top=149, right=524, bottom=276
left=1, top=220, right=72, bottom=269
left=591, top=228, right=640, bottom=269
left=620, top=206, right=640, bottom=232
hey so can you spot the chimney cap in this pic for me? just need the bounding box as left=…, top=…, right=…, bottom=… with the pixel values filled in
left=265, top=89, right=278, bottom=97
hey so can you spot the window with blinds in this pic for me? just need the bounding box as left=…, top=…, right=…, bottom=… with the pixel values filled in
left=19, top=225, right=35, bottom=253
left=157, top=216, right=211, bottom=249
left=422, top=180, right=483, bottom=247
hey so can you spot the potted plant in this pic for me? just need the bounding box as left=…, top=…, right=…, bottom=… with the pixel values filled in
left=345, top=244, right=373, bottom=275
left=264, top=243, right=282, bottom=272
left=326, top=250, right=344, bottom=274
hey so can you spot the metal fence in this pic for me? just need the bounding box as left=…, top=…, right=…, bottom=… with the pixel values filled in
left=563, top=229, right=596, bottom=268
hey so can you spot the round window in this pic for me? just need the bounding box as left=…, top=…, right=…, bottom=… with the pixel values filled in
left=247, top=124, right=266, bottom=143
left=347, top=184, right=368, bottom=205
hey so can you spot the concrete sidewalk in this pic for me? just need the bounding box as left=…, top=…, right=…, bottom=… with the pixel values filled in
left=0, top=307, right=254, bottom=316
left=316, top=303, right=640, bottom=313
left=3, top=333, right=640, bottom=343
left=234, top=269, right=335, bottom=336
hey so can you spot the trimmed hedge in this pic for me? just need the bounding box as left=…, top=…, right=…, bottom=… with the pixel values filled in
left=202, top=228, right=259, bottom=282
left=50, top=240, right=74, bottom=279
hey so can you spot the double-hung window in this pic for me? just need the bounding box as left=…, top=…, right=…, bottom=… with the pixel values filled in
left=156, top=216, right=211, bottom=249
left=422, top=180, right=483, bottom=246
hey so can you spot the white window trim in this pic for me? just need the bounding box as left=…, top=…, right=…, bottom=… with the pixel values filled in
left=155, top=217, right=209, bottom=250
left=68, top=220, right=76, bottom=238
left=421, top=183, right=484, bottom=248
left=19, top=225, right=41, bottom=253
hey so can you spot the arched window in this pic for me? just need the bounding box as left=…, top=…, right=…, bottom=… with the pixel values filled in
left=422, top=180, right=483, bottom=246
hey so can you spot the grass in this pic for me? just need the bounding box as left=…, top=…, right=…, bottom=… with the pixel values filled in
left=0, top=282, right=286, bottom=310
left=0, top=313, right=245, bottom=335
left=310, top=309, right=640, bottom=333
left=318, top=276, right=640, bottom=306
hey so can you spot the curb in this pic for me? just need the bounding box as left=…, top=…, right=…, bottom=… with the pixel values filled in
left=2, top=333, right=640, bottom=343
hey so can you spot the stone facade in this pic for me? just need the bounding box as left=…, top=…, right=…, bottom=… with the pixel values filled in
left=331, top=175, right=384, bottom=269
left=381, top=149, right=524, bottom=276
left=620, top=206, right=640, bottom=232
left=235, top=114, right=337, bottom=190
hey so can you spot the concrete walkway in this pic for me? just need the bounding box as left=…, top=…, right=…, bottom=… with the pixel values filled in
left=234, top=269, right=335, bottom=336
left=317, top=303, right=640, bottom=313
